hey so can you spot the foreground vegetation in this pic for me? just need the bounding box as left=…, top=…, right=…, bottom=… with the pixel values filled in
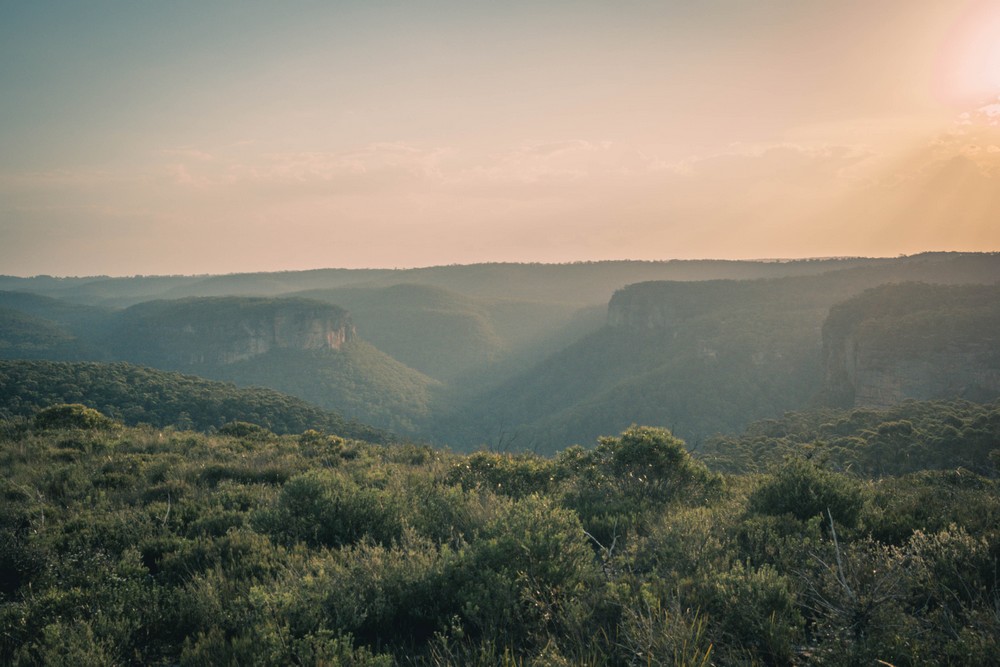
left=2, top=403, right=998, bottom=665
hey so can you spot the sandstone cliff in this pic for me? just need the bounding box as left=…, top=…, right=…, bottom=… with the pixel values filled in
left=607, top=280, right=735, bottom=330
left=113, top=297, right=355, bottom=368
left=822, top=283, right=1000, bottom=408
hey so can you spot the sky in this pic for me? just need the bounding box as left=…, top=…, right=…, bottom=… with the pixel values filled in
left=2, top=0, right=1000, bottom=276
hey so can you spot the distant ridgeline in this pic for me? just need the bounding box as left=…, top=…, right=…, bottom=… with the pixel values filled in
left=0, top=359, right=386, bottom=441
left=822, top=283, right=1000, bottom=408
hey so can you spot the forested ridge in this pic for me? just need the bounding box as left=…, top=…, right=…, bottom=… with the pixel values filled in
left=4, top=254, right=1000, bottom=446
left=0, top=360, right=386, bottom=442
left=1, top=402, right=998, bottom=665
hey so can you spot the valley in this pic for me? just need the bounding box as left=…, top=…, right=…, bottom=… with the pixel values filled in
left=2, top=254, right=1000, bottom=665
left=4, top=252, right=998, bottom=451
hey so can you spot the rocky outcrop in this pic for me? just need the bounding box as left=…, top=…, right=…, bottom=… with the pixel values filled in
left=608, top=280, right=746, bottom=330
left=836, top=338, right=1000, bottom=408
left=113, top=297, right=355, bottom=368
left=822, top=283, right=1000, bottom=408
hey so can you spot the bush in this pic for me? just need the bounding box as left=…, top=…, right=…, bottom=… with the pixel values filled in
left=33, top=404, right=120, bottom=431
left=217, top=421, right=272, bottom=440
left=256, top=470, right=403, bottom=548
left=558, top=427, right=721, bottom=545
left=750, top=458, right=864, bottom=528
left=446, top=451, right=559, bottom=498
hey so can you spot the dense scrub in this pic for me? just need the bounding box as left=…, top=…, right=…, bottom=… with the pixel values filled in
left=703, top=399, right=1000, bottom=476
left=1, top=409, right=998, bottom=665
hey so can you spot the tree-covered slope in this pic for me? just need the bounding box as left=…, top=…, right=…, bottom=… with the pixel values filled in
left=292, top=283, right=594, bottom=384
left=434, top=289, right=822, bottom=452
left=211, top=342, right=440, bottom=435
left=0, top=290, right=113, bottom=342
left=98, top=296, right=437, bottom=434
left=0, top=360, right=386, bottom=441
left=702, top=398, right=1000, bottom=476
left=0, top=293, right=439, bottom=436
left=0, top=309, right=88, bottom=360
left=437, top=256, right=1000, bottom=452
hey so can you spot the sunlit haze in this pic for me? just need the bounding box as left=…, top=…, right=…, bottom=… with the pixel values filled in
left=2, top=0, right=999, bottom=276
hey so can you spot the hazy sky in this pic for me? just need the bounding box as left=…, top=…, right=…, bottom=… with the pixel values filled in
left=2, top=0, right=1000, bottom=276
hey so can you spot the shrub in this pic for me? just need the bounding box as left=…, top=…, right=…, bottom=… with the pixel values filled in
left=446, top=451, right=559, bottom=498
left=750, top=458, right=864, bottom=528
left=256, top=470, right=403, bottom=548
left=558, top=426, right=721, bottom=545
left=217, top=421, right=272, bottom=440
left=33, top=404, right=120, bottom=431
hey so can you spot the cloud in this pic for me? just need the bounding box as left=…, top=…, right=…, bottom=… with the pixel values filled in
left=6, top=124, right=997, bottom=276
left=151, top=142, right=453, bottom=195
left=157, top=147, right=215, bottom=161
left=667, top=142, right=875, bottom=181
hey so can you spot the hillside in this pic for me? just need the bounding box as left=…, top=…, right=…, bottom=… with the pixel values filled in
left=0, top=290, right=113, bottom=342
left=292, top=283, right=595, bottom=384
left=435, top=254, right=1000, bottom=452
left=0, top=309, right=86, bottom=360
left=0, top=293, right=440, bottom=435
left=105, top=297, right=437, bottom=434
left=0, top=360, right=386, bottom=440
left=211, top=342, right=440, bottom=435
left=434, top=278, right=827, bottom=451
left=3, top=253, right=1000, bottom=447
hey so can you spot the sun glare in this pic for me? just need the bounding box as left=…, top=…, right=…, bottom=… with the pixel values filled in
left=938, top=0, right=1000, bottom=106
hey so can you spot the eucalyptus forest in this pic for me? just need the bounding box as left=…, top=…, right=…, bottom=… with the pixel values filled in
left=1, top=254, right=999, bottom=665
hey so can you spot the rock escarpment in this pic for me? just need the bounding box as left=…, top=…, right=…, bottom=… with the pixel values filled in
left=822, top=283, right=1000, bottom=408
left=113, top=297, right=355, bottom=368
left=608, top=280, right=739, bottom=330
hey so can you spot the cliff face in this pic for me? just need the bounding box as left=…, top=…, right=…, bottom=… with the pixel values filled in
left=832, top=335, right=1000, bottom=408
left=175, top=307, right=353, bottom=365
left=821, top=283, right=1000, bottom=408
left=114, top=297, right=355, bottom=368
left=607, top=281, right=736, bottom=330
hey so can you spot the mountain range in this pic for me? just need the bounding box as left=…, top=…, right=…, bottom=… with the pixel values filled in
left=2, top=252, right=999, bottom=449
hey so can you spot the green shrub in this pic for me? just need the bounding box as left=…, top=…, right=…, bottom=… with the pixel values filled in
left=15, top=620, right=115, bottom=667
left=558, top=427, right=721, bottom=545
left=750, top=458, right=864, bottom=528
left=217, top=421, right=272, bottom=440
left=447, top=451, right=559, bottom=498
left=33, top=404, right=120, bottom=432
left=256, top=470, right=403, bottom=548
left=453, top=494, right=601, bottom=651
